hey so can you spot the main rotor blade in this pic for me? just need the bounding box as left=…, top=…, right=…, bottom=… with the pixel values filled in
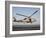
left=16, top=13, right=28, bottom=17
left=28, top=10, right=39, bottom=18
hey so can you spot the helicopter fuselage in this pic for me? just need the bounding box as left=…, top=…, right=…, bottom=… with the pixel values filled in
left=13, top=18, right=32, bottom=23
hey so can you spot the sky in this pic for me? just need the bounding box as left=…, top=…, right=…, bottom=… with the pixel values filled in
left=12, top=7, right=40, bottom=20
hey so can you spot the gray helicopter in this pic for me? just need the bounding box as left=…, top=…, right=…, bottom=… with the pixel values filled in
left=13, top=10, right=39, bottom=23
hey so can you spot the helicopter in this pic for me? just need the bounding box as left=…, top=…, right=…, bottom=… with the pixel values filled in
left=13, top=10, right=39, bottom=23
